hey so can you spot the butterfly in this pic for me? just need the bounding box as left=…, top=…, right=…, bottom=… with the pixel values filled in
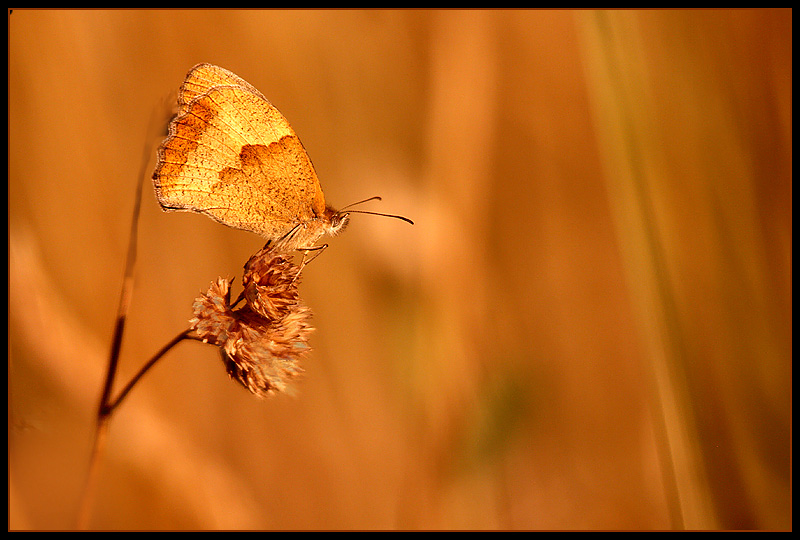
left=152, top=63, right=410, bottom=252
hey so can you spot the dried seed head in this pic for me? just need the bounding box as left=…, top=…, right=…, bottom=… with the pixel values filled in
left=190, top=277, right=234, bottom=345
left=242, top=245, right=301, bottom=321
left=189, top=247, right=314, bottom=397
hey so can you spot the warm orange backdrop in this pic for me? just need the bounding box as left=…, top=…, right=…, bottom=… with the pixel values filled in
left=8, top=9, right=792, bottom=530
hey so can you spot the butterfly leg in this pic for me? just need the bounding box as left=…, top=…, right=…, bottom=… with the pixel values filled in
left=294, top=244, right=328, bottom=281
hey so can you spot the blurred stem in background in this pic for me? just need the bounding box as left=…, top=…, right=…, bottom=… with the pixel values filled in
left=577, top=9, right=791, bottom=530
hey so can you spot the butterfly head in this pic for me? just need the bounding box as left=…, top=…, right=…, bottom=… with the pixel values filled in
left=325, top=206, right=351, bottom=237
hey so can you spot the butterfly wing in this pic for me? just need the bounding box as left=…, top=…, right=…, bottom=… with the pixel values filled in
left=153, top=65, right=327, bottom=240
left=178, top=63, right=267, bottom=112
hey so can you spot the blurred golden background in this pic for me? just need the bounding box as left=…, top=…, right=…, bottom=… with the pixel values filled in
left=8, top=9, right=791, bottom=530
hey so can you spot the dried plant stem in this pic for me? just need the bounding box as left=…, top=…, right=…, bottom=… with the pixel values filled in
left=107, top=329, right=202, bottom=412
left=76, top=404, right=111, bottom=530
left=76, top=109, right=176, bottom=529
left=77, top=329, right=195, bottom=529
left=76, top=157, right=144, bottom=528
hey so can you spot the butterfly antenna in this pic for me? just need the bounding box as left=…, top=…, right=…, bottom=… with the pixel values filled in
left=338, top=196, right=383, bottom=211
left=346, top=210, right=414, bottom=225
left=337, top=196, right=414, bottom=225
